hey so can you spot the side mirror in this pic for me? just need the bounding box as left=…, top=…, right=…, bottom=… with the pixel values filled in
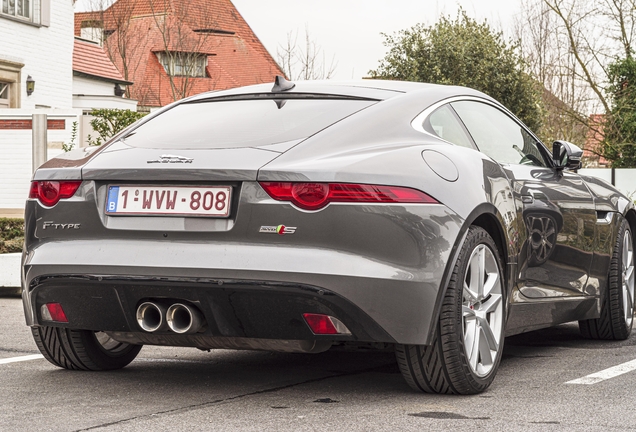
left=552, top=140, right=583, bottom=171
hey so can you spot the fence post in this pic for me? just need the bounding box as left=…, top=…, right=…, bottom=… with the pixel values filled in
left=32, top=114, right=47, bottom=173
left=611, top=167, right=616, bottom=186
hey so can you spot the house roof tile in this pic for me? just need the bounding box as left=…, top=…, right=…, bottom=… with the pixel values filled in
left=73, top=38, right=131, bottom=84
left=74, top=0, right=282, bottom=107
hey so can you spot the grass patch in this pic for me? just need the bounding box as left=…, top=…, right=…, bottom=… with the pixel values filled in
left=0, top=218, right=24, bottom=254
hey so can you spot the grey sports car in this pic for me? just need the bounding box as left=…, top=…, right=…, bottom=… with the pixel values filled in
left=22, top=77, right=635, bottom=395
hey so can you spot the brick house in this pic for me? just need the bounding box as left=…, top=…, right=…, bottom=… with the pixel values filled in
left=583, top=114, right=609, bottom=167
left=74, top=0, right=283, bottom=111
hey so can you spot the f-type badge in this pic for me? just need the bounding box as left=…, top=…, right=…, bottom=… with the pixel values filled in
left=43, top=221, right=80, bottom=230
left=147, top=154, right=193, bottom=164
left=259, top=225, right=296, bottom=235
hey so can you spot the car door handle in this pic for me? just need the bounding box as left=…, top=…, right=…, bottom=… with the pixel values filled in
left=521, top=195, right=534, bottom=204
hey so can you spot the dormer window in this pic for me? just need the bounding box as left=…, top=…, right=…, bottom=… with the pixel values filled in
left=156, top=52, right=207, bottom=77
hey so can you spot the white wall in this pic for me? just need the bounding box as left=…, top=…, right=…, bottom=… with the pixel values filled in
left=73, top=95, right=138, bottom=111
left=73, top=75, right=115, bottom=96
left=0, top=1, right=77, bottom=211
left=0, top=0, right=74, bottom=109
left=0, top=109, right=81, bottom=210
left=72, top=75, right=138, bottom=116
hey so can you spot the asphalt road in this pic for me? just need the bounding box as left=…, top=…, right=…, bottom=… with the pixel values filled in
left=3, top=296, right=636, bottom=431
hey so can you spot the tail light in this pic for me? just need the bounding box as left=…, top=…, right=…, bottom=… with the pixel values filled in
left=29, top=181, right=82, bottom=207
left=259, top=182, right=438, bottom=211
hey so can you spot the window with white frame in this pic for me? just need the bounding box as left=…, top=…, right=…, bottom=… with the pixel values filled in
left=156, top=52, right=207, bottom=77
left=1, top=0, right=46, bottom=24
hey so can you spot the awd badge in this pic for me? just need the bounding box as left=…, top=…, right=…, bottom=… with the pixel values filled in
left=259, top=225, right=296, bottom=235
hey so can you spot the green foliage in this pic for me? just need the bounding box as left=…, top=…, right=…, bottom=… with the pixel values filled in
left=87, top=109, right=146, bottom=146
left=62, top=121, right=78, bottom=152
left=369, top=10, right=542, bottom=131
left=0, top=218, right=24, bottom=254
left=602, top=57, right=636, bottom=168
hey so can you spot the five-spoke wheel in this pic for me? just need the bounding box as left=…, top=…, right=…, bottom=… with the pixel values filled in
left=462, top=243, right=504, bottom=377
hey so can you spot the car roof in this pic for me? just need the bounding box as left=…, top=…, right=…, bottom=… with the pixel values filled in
left=184, top=79, right=460, bottom=102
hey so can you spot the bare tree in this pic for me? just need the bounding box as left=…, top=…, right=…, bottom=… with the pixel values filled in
left=82, top=0, right=229, bottom=106
left=515, top=0, right=636, bottom=164
left=147, top=0, right=224, bottom=103
left=515, top=0, right=589, bottom=146
left=81, top=0, right=150, bottom=99
left=277, top=27, right=337, bottom=80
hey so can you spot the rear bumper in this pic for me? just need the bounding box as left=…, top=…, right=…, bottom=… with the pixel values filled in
left=25, top=275, right=395, bottom=346
left=22, top=235, right=458, bottom=345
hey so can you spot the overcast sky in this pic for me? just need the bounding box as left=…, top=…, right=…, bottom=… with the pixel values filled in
left=230, top=0, right=523, bottom=79
left=75, top=0, right=523, bottom=80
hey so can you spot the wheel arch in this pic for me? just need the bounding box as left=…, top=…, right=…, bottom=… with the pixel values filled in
left=424, top=203, right=511, bottom=345
left=471, top=213, right=509, bottom=268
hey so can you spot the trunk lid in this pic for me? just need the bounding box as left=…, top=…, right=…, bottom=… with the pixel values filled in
left=81, top=139, right=301, bottom=181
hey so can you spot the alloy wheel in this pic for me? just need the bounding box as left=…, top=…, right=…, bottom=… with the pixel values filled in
left=622, top=230, right=634, bottom=328
left=462, top=244, right=504, bottom=377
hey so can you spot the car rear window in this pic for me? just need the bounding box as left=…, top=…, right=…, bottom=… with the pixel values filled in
left=122, top=98, right=376, bottom=149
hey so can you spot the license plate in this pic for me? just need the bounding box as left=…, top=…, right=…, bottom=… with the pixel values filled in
left=106, top=185, right=232, bottom=217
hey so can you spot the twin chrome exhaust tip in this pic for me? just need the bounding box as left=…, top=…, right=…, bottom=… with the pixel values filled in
left=136, top=302, right=204, bottom=334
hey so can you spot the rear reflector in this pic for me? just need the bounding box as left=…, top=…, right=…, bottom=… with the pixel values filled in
left=260, top=182, right=438, bottom=211
left=40, top=303, right=68, bottom=323
left=29, top=181, right=82, bottom=207
left=303, top=313, right=351, bottom=335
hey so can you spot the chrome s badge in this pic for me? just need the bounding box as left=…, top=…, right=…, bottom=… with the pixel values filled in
left=259, top=225, right=296, bottom=235
left=147, top=154, right=193, bottom=164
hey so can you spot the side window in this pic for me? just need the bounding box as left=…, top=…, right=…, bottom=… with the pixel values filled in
left=451, top=101, right=548, bottom=167
left=423, top=104, right=474, bottom=149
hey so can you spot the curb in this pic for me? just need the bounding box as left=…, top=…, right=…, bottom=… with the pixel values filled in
left=0, top=253, right=21, bottom=294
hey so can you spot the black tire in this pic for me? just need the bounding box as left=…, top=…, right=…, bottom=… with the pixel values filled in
left=31, top=326, right=142, bottom=371
left=396, top=226, right=506, bottom=394
left=579, top=218, right=634, bottom=340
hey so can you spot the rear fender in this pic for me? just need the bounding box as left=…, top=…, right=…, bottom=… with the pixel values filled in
left=424, top=203, right=511, bottom=345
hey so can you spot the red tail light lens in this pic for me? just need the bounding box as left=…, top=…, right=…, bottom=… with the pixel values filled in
left=303, top=313, right=352, bottom=335
left=41, top=303, right=68, bottom=323
left=29, top=181, right=82, bottom=207
left=291, top=183, right=329, bottom=210
left=260, top=182, right=438, bottom=210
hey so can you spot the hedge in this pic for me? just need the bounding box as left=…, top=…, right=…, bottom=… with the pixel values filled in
left=0, top=218, right=24, bottom=254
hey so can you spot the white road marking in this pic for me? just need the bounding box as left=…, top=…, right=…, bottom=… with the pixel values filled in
left=0, top=354, right=44, bottom=365
left=566, top=358, right=636, bottom=384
